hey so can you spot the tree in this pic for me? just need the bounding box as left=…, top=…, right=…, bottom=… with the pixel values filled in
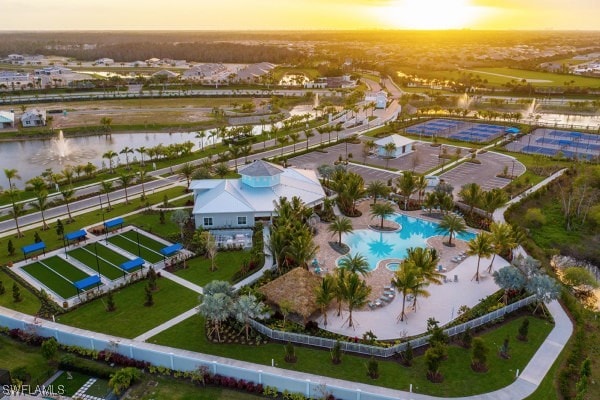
left=487, top=222, right=517, bottom=273
left=471, top=337, right=488, bottom=372
left=338, top=253, right=370, bottom=277
left=135, top=147, right=147, bottom=167
left=27, top=177, right=49, bottom=230
left=144, top=284, right=154, bottom=306
left=370, top=202, right=395, bottom=229
left=392, top=262, right=419, bottom=322
left=118, top=173, right=134, bottom=204
left=366, top=357, right=379, bottom=379
left=108, top=367, right=141, bottom=395
left=366, top=180, right=390, bottom=204
left=170, top=209, right=190, bottom=241
left=331, top=340, right=342, bottom=364
left=526, top=275, right=561, bottom=315
left=6, top=189, right=24, bottom=237
left=287, top=231, right=319, bottom=269
left=315, top=275, right=335, bottom=326
left=459, top=183, right=483, bottom=217
left=60, top=187, right=75, bottom=223
left=0, top=281, right=4, bottom=295
left=4, top=168, right=20, bottom=190
left=41, top=338, right=59, bottom=363
left=179, top=162, right=196, bottom=190
left=106, top=290, right=116, bottom=312
left=480, top=188, right=508, bottom=219
left=424, top=344, right=445, bottom=382
left=232, top=294, right=268, bottom=341
left=517, top=318, right=529, bottom=341
left=328, top=216, right=353, bottom=246
left=342, top=272, right=371, bottom=328
left=100, top=117, right=113, bottom=133
left=101, top=181, right=114, bottom=211
left=7, top=239, right=15, bottom=256
left=198, top=231, right=218, bottom=271
left=214, top=163, right=229, bottom=178
left=436, top=214, right=467, bottom=246
left=383, top=142, right=396, bottom=168
left=55, top=219, right=64, bottom=237
left=468, top=232, right=493, bottom=283
left=102, top=150, right=118, bottom=173
left=405, top=247, right=442, bottom=310
left=304, top=129, right=314, bottom=151
left=12, top=283, right=22, bottom=302
left=198, top=292, right=232, bottom=342
left=196, top=130, right=207, bottom=151
left=284, top=341, right=297, bottom=363
left=493, top=266, right=526, bottom=304
left=397, top=171, right=416, bottom=210
left=119, top=147, right=134, bottom=170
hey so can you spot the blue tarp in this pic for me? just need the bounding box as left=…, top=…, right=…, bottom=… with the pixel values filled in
left=21, top=241, right=46, bottom=255
left=104, top=218, right=124, bottom=229
left=160, top=243, right=183, bottom=256
left=64, top=229, right=87, bottom=241
left=74, top=275, right=101, bottom=291
left=120, top=257, right=144, bottom=272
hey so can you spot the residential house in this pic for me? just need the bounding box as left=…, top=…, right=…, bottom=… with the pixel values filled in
left=152, top=70, right=179, bottom=79
left=365, top=90, right=388, bottom=109
left=0, top=71, right=32, bottom=89
left=21, top=109, right=46, bottom=127
left=375, top=134, right=415, bottom=158
left=0, top=111, right=15, bottom=129
left=93, top=58, right=114, bottom=66
left=190, top=160, right=325, bottom=230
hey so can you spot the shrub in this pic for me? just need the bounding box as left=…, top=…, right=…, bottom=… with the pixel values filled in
left=0, top=281, right=4, bottom=295
left=425, top=344, right=445, bottom=383
left=58, top=354, right=114, bottom=379
left=471, top=337, right=489, bottom=372
left=12, top=283, right=22, bottom=303
left=517, top=318, right=529, bottom=341
left=41, top=338, right=59, bottom=362
left=524, top=208, right=546, bottom=228
left=499, top=336, right=511, bottom=359
left=401, top=342, right=413, bottom=366
left=366, top=357, right=379, bottom=379
left=106, top=291, right=116, bottom=312
left=331, top=341, right=342, bottom=364
left=461, top=327, right=473, bottom=348
left=284, top=342, right=297, bottom=363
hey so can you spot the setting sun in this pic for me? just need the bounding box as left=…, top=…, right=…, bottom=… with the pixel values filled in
left=378, top=0, right=486, bottom=30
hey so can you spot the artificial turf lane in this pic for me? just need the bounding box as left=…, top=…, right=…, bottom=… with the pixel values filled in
left=120, top=230, right=168, bottom=252
left=107, top=234, right=165, bottom=264
left=22, top=262, right=79, bottom=298
left=39, top=256, right=90, bottom=282
left=68, top=245, right=127, bottom=281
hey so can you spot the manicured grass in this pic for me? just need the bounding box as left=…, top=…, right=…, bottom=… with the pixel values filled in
left=0, top=334, right=55, bottom=386
left=175, top=251, right=249, bottom=286
left=150, top=315, right=553, bottom=397
left=107, top=233, right=165, bottom=264
left=128, top=376, right=265, bottom=400
left=22, top=261, right=81, bottom=299
left=121, top=230, right=168, bottom=252
left=50, top=371, right=93, bottom=397
left=68, top=244, right=129, bottom=281
left=471, top=67, right=600, bottom=88
left=42, top=256, right=90, bottom=282
left=0, top=269, right=41, bottom=314
left=57, top=277, right=199, bottom=338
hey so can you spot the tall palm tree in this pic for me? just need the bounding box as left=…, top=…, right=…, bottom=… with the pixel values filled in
left=366, top=180, right=390, bottom=204
left=60, top=187, right=75, bottom=223
left=383, top=142, right=396, bottom=168
left=304, top=129, right=314, bottom=151
left=406, top=247, right=443, bottom=286
left=436, top=214, right=467, bottom=246
left=101, top=180, right=113, bottom=210
left=414, top=174, right=428, bottom=205
left=277, top=135, right=289, bottom=157
left=27, top=177, right=49, bottom=230
left=4, top=169, right=22, bottom=236
left=459, top=183, right=483, bottom=217
left=289, top=132, right=300, bottom=154
left=487, top=222, right=517, bottom=273
left=240, top=144, right=252, bottom=164
left=232, top=294, right=266, bottom=341
left=328, top=216, right=353, bottom=246
left=334, top=268, right=348, bottom=317
left=338, top=253, right=370, bottom=277
left=118, top=173, right=134, bottom=204
left=6, top=188, right=23, bottom=237
left=287, top=232, right=319, bottom=270
left=178, top=163, right=195, bottom=190
left=480, top=188, right=508, bottom=219
left=468, top=232, right=493, bottom=283
left=102, top=150, right=118, bottom=173
left=315, top=274, right=335, bottom=326
left=61, top=167, right=74, bottom=186
left=135, top=147, right=147, bottom=167
left=84, top=162, right=97, bottom=178
left=397, top=171, right=416, bottom=210
left=137, top=168, right=147, bottom=200
left=228, top=146, right=242, bottom=171
left=370, top=202, right=395, bottom=229
left=195, top=131, right=207, bottom=151
left=392, top=263, right=420, bottom=321
left=343, top=272, right=371, bottom=328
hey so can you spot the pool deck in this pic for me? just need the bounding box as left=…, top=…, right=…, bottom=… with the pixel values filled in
left=313, top=200, right=503, bottom=339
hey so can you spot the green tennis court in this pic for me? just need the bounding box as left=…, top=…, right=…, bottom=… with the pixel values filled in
left=107, top=233, right=165, bottom=264
left=21, top=257, right=96, bottom=299
left=68, top=244, right=130, bottom=281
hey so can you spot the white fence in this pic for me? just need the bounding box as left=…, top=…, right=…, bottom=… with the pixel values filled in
left=250, top=295, right=537, bottom=358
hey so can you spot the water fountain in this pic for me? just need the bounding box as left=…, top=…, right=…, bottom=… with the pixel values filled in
left=525, top=98, right=537, bottom=119
left=456, top=93, right=473, bottom=110
left=30, top=130, right=96, bottom=166
left=52, top=130, right=71, bottom=159
left=314, top=92, right=319, bottom=109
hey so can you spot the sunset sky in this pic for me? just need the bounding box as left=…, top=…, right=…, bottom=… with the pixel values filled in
left=3, top=0, right=599, bottom=31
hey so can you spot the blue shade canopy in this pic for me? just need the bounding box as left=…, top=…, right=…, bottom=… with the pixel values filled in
left=104, top=218, right=124, bottom=229
left=74, top=275, right=101, bottom=290
left=505, top=127, right=520, bottom=134
left=120, top=257, right=144, bottom=271
left=65, top=229, right=87, bottom=241
left=21, top=241, right=46, bottom=255
left=160, top=243, right=183, bottom=256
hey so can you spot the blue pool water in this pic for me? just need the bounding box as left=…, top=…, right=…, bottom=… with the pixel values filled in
left=340, top=214, right=475, bottom=271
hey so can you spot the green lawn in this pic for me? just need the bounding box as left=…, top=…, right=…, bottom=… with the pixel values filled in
left=50, top=371, right=94, bottom=397
left=107, top=234, right=165, bottom=264
left=175, top=251, right=249, bottom=286
left=0, top=334, right=55, bottom=386
left=0, top=269, right=41, bottom=314
left=121, top=230, right=169, bottom=252
left=57, top=277, right=199, bottom=338
left=68, top=244, right=130, bottom=281
left=128, top=376, right=265, bottom=400
left=22, top=261, right=82, bottom=299
left=150, top=315, right=553, bottom=397
left=42, top=256, right=91, bottom=282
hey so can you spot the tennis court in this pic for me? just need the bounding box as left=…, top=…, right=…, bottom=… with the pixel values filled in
left=406, top=119, right=506, bottom=143
left=68, top=243, right=133, bottom=281
left=107, top=231, right=165, bottom=264
left=505, top=128, right=600, bottom=160
left=22, top=256, right=95, bottom=299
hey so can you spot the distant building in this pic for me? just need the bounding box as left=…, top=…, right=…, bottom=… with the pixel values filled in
left=183, top=63, right=227, bottom=80
left=190, top=160, right=325, bottom=230
left=0, top=111, right=15, bottom=129
left=375, top=134, right=415, bottom=158
left=304, top=75, right=356, bottom=89
left=365, top=90, right=388, bottom=109
left=21, top=109, right=46, bottom=127
left=152, top=70, right=179, bottom=79
left=0, top=71, right=32, bottom=88
left=234, top=62, right=276, bottom=82
left=94, top=58, right=114, bottom=66
left=7, top=54, right=24, bottom=62
left=34, top=66, right=72, bottom=75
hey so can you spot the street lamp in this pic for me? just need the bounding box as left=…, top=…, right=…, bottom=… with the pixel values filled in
left=94, top=241, right=101, bottom=275
left=135, top=228, right=141, bottom=257
left=511, top=159, right=515, bottom=179
left=62, top=236, right=68, bottom=259
left=98, top=193, right=103, bottom=211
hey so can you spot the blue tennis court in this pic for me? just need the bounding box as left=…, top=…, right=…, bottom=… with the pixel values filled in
left=547, top=130, right=600, bottom=143
left=406, top=119, right=506, bottom=142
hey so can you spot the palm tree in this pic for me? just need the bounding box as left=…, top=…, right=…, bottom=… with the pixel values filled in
left=414, top=175, right=428, bottom=205
left=228, top=146, right=242, bottom=172
left=61, top=167, right=74, bottom=186
left=289, top=132, right=300, bottom=154
left=343, top=272, right=371, bottom=328
left=315, top=274, right=335, bottom=326
left=468, top=232, right=493, bottom=283
left=370, top=202, right=395, bottom=229
left=84, top=162, right=97, bottom=178
left=60, top=187, right=75, bottom=223
left=436, top=214, right=467, bottom=246
left=392, top=263, right=420, bottom=321
left=487, top=222, right=517, bottom=273
left=118, top=173, right=134, bottom=204
left=135, top=147, right=147, bottom=167
left=137, top=168, right=147, bottom=200
left=102, top=150, right=118, bottom=173
left=232, top=295, right=266, bottom=341
left=277, top=135, right=289, bottom=157
left=383, top=142, right=396, bottom=168
left=195, top=131, right=207, bottom=151
left=27, top=177, right=49, bottom=230
left=459, top=183, right=483, bottom=217
left=287, top=232, right=319, bottom=269
left=178, top=163, right=195, bottom=190
left=119, top=147, right=134, bottom=170
left=304, top=129, right=314, bottom=151
left=240, top=144, right=252, bottom=164
left=4, top=169, right=22, bottom=236
left=101, top=180, right=113, bottom=210
left=6, top=188, right=23, bottom=237
left=480, top=188, right=508, bottom=219
left=366, top=180, right=390, bottom=204
left=100, top=116, right=113, bottom=132
left=328, top=216, right=353, bottom=246
left=338, top=253, right=370, bottom=277
left=198, top=292, right=232, bottom=342
left=397, top=171, right=416, bottom=210
left=334, top=268, right=348, bottom=317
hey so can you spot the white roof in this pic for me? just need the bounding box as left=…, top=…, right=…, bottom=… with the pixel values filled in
left=192, top=167, right=325, bottom=216
left=0, top=111, right=14, bottom=123
left=374, top=134, right=414, bottom=148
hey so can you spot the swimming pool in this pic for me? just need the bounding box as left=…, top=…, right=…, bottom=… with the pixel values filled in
left=340, top=214, right=476, bottom=271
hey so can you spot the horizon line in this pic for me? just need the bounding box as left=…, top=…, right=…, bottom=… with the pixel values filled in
left=1, top=28, right=600, bottom=33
